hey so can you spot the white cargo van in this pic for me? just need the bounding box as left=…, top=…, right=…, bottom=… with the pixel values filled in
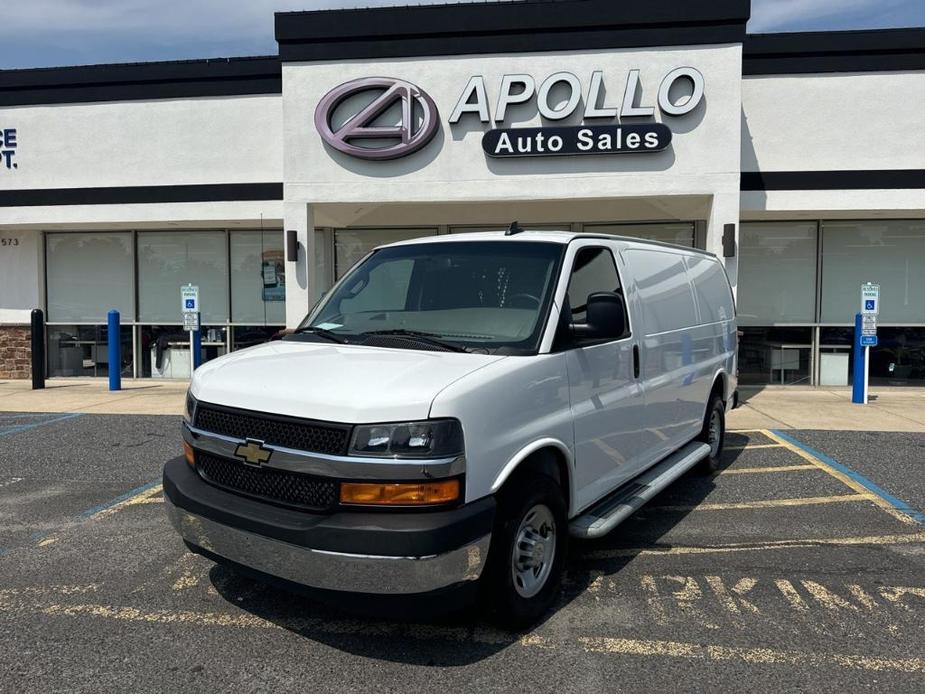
left=164, top=227, right=737, bottom=627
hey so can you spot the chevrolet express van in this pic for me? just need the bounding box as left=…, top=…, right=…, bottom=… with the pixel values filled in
left=164, top=228, right=737, bottom=627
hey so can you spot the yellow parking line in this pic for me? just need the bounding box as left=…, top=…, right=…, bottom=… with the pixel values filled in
left=30, top=601, right=531, bottom=647
left=762, top=430, right=919, bottom=526
left=12, top=597, right=925, bottom=672
left=90, top=484, right=163, bottom=521
left=651, top=493, right=874, bottom=513
left=579, top=636, right=925, bottom=673
left=724, top=443, right=782, bottom=451
left=719, top=464, right=818, bottom=475
left=581, top=531, right=925, bottom=559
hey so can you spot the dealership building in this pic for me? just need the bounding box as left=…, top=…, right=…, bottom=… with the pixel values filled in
left=1, top=0, right=923, bottom=386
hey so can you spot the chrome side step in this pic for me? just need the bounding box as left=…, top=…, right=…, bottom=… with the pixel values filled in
left=569, top=441, right=711, bottom=539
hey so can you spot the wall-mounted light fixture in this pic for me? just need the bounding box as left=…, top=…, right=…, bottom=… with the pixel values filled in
left=286, top=229, right=299, bottom=262
left=722, top=223, right=736, bottom=258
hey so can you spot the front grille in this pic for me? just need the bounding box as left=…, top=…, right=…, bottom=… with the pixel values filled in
left=196, top=452, right=338, bottom=511
left=194, top=404, right=350, bottom=456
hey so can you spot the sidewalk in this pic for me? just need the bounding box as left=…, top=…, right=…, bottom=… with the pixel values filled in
left=731, top=386, right=925, bottom=432
left=0, top=378, right=923, bottom=431
left=0, top=378, right=187, bottom=415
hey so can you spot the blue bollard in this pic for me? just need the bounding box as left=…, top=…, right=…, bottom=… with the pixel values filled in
left=851, top=312, right=864, bottom=404
left=192, top=327, right=202, bottom=371
left=107, top=310, right=121, bottom=391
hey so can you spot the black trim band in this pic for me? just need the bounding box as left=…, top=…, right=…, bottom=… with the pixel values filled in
left=741, top=170, right=925, bottom=191
left=275, top=0, right=750, bottom=62
left=0, top=182, right=283, bottom=207
left=0, top=56, right=281, bottom=107
left=744, top=28, right=925, bottom=75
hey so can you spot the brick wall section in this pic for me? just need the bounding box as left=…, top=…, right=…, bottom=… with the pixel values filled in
left=0, top=325, right=32, bottom=379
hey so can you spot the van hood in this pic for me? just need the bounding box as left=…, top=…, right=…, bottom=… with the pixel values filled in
left=191, top=340, right=506, bottom=424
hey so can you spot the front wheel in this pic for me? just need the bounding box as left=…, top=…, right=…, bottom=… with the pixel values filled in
left=697, top=395, right=726, bottom=473
left=483, top=474, right=567, bottom=630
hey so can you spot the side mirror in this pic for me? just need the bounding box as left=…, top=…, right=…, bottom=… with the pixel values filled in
left=573, top=292, right=627, bottom=341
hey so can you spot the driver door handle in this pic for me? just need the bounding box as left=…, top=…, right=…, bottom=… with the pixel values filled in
left=633, top=344, right=640, bottom=379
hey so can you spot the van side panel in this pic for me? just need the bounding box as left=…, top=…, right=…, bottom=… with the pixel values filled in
left=685, top=254, right=738, bottom=403
left=620, top=247, right=711, bottom=465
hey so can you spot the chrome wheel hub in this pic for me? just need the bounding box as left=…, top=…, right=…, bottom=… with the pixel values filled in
left=512, top=504, right=557, bottom=599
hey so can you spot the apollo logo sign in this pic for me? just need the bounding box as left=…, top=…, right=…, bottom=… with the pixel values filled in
left=448, top=68, right=705, bottom=123
left=315, top=67, right=704, bottom=160
left=314, top=77, right=440, bottom=160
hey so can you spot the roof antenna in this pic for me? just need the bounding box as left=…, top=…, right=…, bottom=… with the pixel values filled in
left=505, top=221, right=524, bottom=236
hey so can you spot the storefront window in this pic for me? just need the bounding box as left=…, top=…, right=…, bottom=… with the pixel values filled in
left=230, top=230, right=286, bottom=324
left=738, top=327, right=812, bottom=386
left=737, top=222, right=817, bottom=326
left=232, top=326, right=284, bottom=350
left=46, top=232, right=134, bottom=322
left=138, top=231, right=228, bottom=323
left=870, top=328, right=925, bottom=385
left=47, top=324, right=133, bottom=378
left=585, top=222, right=695, bottom=247
left=139, top=325, right=226, bottom=378
left=821, top=221, right=925, bottom=323
left=334, top=228, right=437, bottom=279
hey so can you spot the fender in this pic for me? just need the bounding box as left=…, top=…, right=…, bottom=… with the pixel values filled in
left=704, top=367, right=728, bottom=418
left=490, top=437, right=576, bottom=514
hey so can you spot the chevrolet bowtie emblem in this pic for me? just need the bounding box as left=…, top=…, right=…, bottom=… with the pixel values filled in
left=234, top=438, right=272, bottom=467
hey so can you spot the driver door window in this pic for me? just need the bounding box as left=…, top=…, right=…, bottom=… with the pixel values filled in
left=566, top=246, right=627, bottom=329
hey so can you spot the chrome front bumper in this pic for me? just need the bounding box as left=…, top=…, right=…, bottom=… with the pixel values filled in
left=166, top=497, right=491, bottom=595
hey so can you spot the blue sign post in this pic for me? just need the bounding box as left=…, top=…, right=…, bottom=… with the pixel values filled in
left=107, top=310, right=121, bottom=392
left=192, top=327, right=202, bottom=370
left=851, top=312, right=867, bottom=403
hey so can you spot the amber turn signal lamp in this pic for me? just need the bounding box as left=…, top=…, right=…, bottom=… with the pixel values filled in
left=183, top=441, right=195, bottom=467
left=340, top=479, right=460, bottom=506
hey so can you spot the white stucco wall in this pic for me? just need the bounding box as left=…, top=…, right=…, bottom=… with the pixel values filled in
left=741, top=71, right=925, bottom=173
left=741, top=70, right=925, bottom=217
left=0, top=95, right=283, bottom=191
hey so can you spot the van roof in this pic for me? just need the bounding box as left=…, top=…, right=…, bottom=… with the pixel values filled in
left=380, top=230, right=717, bottom=257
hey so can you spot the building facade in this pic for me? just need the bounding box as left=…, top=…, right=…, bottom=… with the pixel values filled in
left=1, top=0, right=923, bottom=386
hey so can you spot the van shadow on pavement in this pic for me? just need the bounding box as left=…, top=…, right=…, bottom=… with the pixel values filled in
left=208, top=444, right=747, bottom=666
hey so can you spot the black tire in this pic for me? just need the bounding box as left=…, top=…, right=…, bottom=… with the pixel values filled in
left=482, top=474, right=568, bottom=630
left=697, top=394, right=726, bottom=473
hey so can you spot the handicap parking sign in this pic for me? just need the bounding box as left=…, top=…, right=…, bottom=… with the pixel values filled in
left=181, top=285, right=199, bottom=314
left=861, top=283, right=879, bottom=315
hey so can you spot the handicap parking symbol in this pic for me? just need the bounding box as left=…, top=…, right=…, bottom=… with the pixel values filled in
left=865, top=299, right=875, bottom=310
left=185, top=299, right=195, bottom=309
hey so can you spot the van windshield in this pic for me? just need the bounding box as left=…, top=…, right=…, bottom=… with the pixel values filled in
left=297, top=241, right=564, bottom=355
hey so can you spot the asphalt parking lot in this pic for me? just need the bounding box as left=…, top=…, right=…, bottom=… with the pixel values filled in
left=1, top=412, right=923, bottom=693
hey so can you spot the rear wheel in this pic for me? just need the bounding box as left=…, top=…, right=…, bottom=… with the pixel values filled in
left=697, top=395, right=726, bottom=473
left=483, top=474, right=567, bottom=630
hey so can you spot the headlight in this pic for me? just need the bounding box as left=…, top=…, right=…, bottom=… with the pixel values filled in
left=184, top=391, right=197, bottom=424
left=349, top=419, right=464, bottom=458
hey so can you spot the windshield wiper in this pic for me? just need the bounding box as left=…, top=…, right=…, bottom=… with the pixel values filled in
left=293, top=326, right=348, bottom=344
left=362, top=329, right=469, bottom=353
